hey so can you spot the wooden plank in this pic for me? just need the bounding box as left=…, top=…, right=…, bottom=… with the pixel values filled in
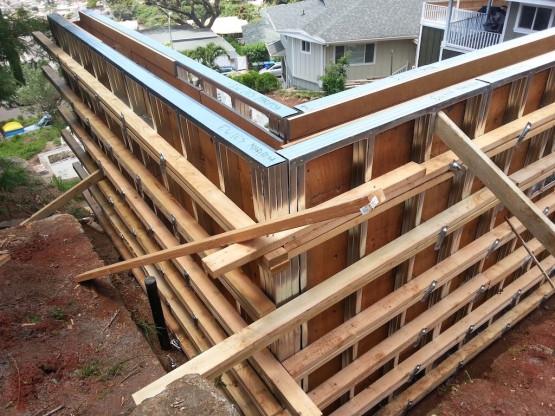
left=75, top=189, right=385, bottom=282
left=20, top=169, right=104, bottom=225
left=0, top=251, right=11, bottom=267
left=58, top=102, right=317, bottom=416
left=282, top=190, right=555, bottom=382
left=204, top=164, right=424, bottom=276
left=211, top=103, right=555, bottom=276
left=329, top=257, right=554, bottom=415
left=33, top=31, right=256, bottom=233
left=435, top=111, right=555, bottom=257
left=66, top=125, right=290, bottom=416
left=374, top=284, right=554, bottom=416
left=310, top=239, right=546, bottom=409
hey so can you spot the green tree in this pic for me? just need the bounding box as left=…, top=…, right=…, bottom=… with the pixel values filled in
left=16, top=62, right=60, bottom=113
left=108, top=0, right=137, bottom=21
left=220, top=0, right=260, bottom=22
left=0, top=8, right=48, bottom=104
left=145, top=0, right=221, bottom=28
left=182, top=42, right=229, bottom=69
left=242, top=42, right=269, bottom=69
left=319, top=55, right=349, bottom=96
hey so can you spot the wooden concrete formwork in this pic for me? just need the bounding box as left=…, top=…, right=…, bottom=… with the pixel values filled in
left=34, top=12, right=555, bottom=416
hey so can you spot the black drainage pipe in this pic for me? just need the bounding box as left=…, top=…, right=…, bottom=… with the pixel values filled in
left=145, top=276, right=171, bottom=350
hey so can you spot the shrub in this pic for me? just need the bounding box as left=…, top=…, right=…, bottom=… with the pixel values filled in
left=255, top=72, right=279, bottom=93
left=0, top=159, right=31, bottom=192
left=320, top=55, right=350, bottom=96
left=231, top=71, right=279, bottom=93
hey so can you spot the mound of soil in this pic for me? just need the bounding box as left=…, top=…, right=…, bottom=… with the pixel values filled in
left=0, top=215, right=165, bottom=415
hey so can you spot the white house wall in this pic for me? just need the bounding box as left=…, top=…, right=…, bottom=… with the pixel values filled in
left=324, top=39, right=417, bottom=81
left=287, top=37, right=324, bottom=89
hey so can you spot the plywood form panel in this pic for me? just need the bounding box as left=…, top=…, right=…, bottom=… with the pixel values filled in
left=523, top=69, right=551, bottom=115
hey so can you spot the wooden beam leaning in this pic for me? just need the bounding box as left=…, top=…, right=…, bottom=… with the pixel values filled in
left=203, top=163, right=424, bottom=276
left=20, top=169, right=104, bottom=225
left=435, top=111, right=555, bottom=257
left=75, top=189, right=385, bottom=282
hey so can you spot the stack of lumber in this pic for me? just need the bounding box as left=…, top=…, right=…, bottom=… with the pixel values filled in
left=32, top=12, right=555, bottom=415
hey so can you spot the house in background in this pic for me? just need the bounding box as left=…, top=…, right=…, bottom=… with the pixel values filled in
left=244, top=0, right=423, bottom=91
left=141, top=25, right=242, bottom=70
left=417, top=0, right=555, bottom=66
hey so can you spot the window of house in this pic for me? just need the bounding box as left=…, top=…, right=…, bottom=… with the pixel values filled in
left=335, top=44, right=375, bottom=64
left=517, top=5, right=552, bottom=32
left=301, top=40, right=311, bottom=53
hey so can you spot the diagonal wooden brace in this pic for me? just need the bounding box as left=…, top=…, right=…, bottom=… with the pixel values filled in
left=435, top=111, right=555, bottom=257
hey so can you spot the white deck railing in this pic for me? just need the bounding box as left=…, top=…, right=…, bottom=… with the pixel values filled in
left=422, top=3, right=502, bottom=51
left=447, top=22, right=502, bottom=50
left=392, top=62, right=410, bottom=76
left=422, top=3, right=485, bottom=25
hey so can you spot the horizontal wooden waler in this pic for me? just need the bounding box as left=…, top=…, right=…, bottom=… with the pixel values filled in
left=34, top=11, right=555, bottom=416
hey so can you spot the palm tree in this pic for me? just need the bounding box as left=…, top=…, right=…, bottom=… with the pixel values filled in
left=182, top=42, right=229, bottom=70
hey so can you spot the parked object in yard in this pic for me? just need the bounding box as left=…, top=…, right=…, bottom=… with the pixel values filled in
left=259, top=62, right=282, bottom=77
left=1, top=121, right=25, bottom=138
left=1, top=114, right=52, bottom=139
left=23, top=114, right=53, bottom=134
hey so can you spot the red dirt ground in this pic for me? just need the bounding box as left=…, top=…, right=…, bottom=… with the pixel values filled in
left=409, top=295, right=554, bottom=416
left=0, top=215, right=166, bottom=415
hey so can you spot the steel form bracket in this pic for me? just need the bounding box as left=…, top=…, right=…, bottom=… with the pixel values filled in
left=448, top=160, right=467, bottom=175
left=421, top=280, right=437, bottom=302
left=434, top=226, right=448, bottom=251
left=407, top=364, right=421, bottom=383
left=159, top=153, right=166, bottom=175
left=485, top=238, right=500, bottom=259
left=463, top=324, right=475, bottom=342
left=516, top=121, right=531, bottom=148
left=473, top=284, right=487, bottom=302
left=510, top=289, right=522, bottom=307
left=413, top=327, right=428, bottom=348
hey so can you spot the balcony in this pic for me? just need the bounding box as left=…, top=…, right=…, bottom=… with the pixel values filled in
left=422, top=2, right=502, bottom=51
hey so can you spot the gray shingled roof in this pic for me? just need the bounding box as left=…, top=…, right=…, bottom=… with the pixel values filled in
left=265, top=0, right=425, bottom=43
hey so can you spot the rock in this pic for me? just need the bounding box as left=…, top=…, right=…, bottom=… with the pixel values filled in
left=132, top=374, right=240, bottom=416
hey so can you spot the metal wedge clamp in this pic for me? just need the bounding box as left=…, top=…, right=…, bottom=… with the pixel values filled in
left=421, top=280, right=437, bottom=302
left=434, top=226, right=448, bottom=251
left=413, top=328, right=427, bottom=348
left=473, top=284, right=487, bottom=302
left=407, top=364, right=421, bottom=383
left=448, top=160, right=466, bottom=175
left=463, top=324, right=475, bottom=343
left=516, top=121, right=531, bottom=148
